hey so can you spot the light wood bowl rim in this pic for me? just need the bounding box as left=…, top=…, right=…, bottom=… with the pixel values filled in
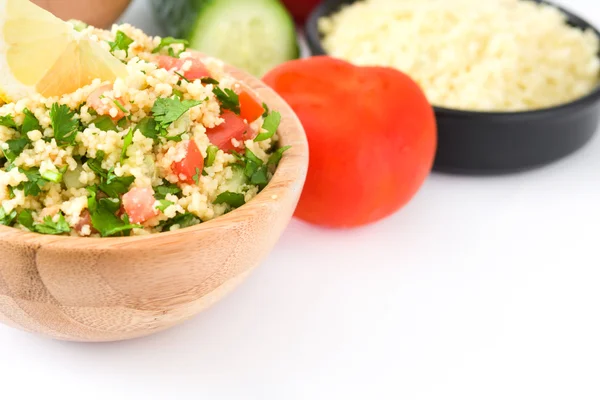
left=0, top=64, right=309, bottom=249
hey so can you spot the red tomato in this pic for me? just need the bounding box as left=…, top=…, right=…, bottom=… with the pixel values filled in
left=171, top=140, right=204, bottom=183
left=156, top=55, right=211, bottom=81
left=206, top=111, right=253, bottom=152
left=122, top=187, right=159, bottom=224
left=263, top=56, right=437, bottom=228
left=239, top=90, right=265, bottom=122
left=281, top=0, right=321, bottom=23
left=86, top=84, right=127, bottom=120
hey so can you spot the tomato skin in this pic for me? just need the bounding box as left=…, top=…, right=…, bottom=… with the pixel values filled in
left=156, top=55, right=211, bottom=81
left=263, top=56, right=437, bottom=228
left=171, top=140, right=204, bottom=183
left=122, top=187, right=159, bottom=224
left=206, top=111, right=252, bottom=152
left=239, top=90, right=264, bottom=122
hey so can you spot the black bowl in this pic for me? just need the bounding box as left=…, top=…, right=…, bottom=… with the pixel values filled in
left=306, top=0, right=600, bottom=174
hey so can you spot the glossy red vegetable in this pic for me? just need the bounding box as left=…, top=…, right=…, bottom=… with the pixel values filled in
left=239, top=90, right=265, bottom=122
left=206, top=111, right=253, bottom=152
left=171, top=140, right=204, bottom=183
left=263, top=56, right=437, bottom=228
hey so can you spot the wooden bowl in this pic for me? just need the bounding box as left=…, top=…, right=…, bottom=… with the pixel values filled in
left=32, top=0, right=132, bottom=28
left=0, top=65, right=309, bottom=342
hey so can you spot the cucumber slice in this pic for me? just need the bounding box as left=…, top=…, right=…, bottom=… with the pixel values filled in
left=220, top=164, right=248, bottom=193
left=151, top=0, right=298, bottom=77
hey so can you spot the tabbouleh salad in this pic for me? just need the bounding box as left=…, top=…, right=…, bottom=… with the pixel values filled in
left=0, top=23, right=289, bottom=237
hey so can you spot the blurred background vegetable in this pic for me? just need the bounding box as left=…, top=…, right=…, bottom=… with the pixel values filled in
left=150, top=0, right=299, bottom=77
left=280, top=0, right=321, bottom=23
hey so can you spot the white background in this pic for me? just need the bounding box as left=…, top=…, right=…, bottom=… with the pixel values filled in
left=1, top=0, right=600, bottom=399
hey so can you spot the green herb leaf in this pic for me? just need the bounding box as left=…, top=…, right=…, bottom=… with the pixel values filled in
left=205, top=145, right=219, bottom=168
left=268, top=145, right=291, bottom=166
left=99, top=171, right=134, bottom=198
left=152, top=36, right=189, bottom=55
left=4, top=137, right=30, bottom=162
left=214, top=191, right=245, bottom=208
left=213, top=87, right=240, bottom=114
left=0, top=115, right=17, bottom=129
left=261, top=102, right=270, bottom=119
left=109, top=30, right=134, bottom=56
left=154, top=181, right=182, bottom=199
left=86, top=151, right=107, bottom=179
left=99, top=197, right=120, bottom=213
left=136, top=117, right=159, bottom=140
left=152, top=97, right=202, bottom=129
left=254, top=111, right=281, bottom=142
left=173, top=89, right=184, bottom=100
left=0, top=207, right=17, bottom=226
left=17, top=210, right=34, bottom=230
left=18, top=168, right=47, bottom=196
left=86, top=186, right=98, bottom=212
left=50, top=103, right=79, bottom=146
left=156, top=199, right=174, bottom=212
left=201, top=77, right=219, bottom=85
left=92, top=206, right=139, bottom=237
left=90, top=115, right=117, bottom=132
left=192, top=167, right=201, bottom=185
left=21, top=109, right=42, bottom=135
left=34, top=213, right=70, bottom=235
left=174, top=71, right=189, bottom=83
left=113, top=99, right=128, bottom=115
left=250, top=166, right=269, bottom=186
left=161, top=212, right=200, bottom=231
left=121, top=128, right=134, bottom=162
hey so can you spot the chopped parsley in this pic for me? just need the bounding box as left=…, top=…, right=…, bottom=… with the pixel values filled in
left=254, top=111, right=281, bottom=142
left=173, top=89, right=184, bottom=100
left=0, top=207, right=17, bottom=226
left=90, top=115, right=117, bottom=132
left=113, top=99, right=128, bottom=115
left=213, top=87, right=240, bottom=114
left=152, top=97, right=203, bottom=141
left=268, top=146, right=292, bottom=167
left=87, top=192, right=140, bottom=237
left=192, top=167, right=201, bottom=184
left=4, top=137, right=30, bottom=162
left=205, top=145, right=219, bottom=168
left=0, top=115, right=17, bottom=129
left=155, top=199, right=174, bottom=212
left=136, top=117, right=159, bottom=140
left=161, top=212, right=200, bottom=231
left=99, top=170, right=135, bottom=198
left=201, top=77, right=219, bottom=85
left=50, top=103, right=79, bottom=146
left=21, top=109, right=42, bottom=135
left=109, top=30, right=134, bottom=56
left=85, top=152, right=134, bottom=197
left=33, top=213, right=70, bottom=235
left=261, top=103, right=270, bottom=119
left=174, top=71, right=190, bottom=83
left=152, top=37, right=189, bottom=57
left=17, top=210, right=34, bottom=230
left=121, top=128, right=134, bottom=162
left=154, top=181, right=182, bottom=199
left=214, top=191, right=245, bottom=208
left=18, top=168, right=47, bottom=196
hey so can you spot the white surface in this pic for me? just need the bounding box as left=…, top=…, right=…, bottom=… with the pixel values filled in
left=1, top=1, right=600, bottom=399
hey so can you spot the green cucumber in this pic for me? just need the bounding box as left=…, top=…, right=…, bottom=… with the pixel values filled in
left=151, top=0, right=298, bottom=77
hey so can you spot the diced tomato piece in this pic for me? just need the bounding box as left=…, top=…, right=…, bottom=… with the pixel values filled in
left=206, top=111, right=254, bottom=152
left=86, top=84, right=127, bottom=121
left=122, top=187, right=159, bottom=224
left=156, top=55, right=211, bottom=81
left=171, top=140, right=204, bottom=183
left=239, top=90, right=265, bottom=123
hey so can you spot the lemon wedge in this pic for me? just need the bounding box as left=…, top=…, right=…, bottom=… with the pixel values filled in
left=0, top=0, right=128, bottom=102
